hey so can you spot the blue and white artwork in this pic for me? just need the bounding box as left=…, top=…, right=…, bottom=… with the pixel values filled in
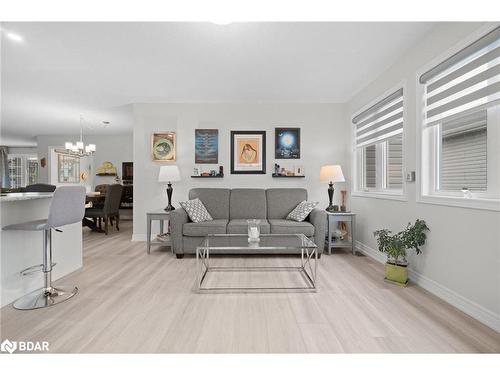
left=195, top=129, right=219, bottom=164
left=275, top=128, right=300, bottom=159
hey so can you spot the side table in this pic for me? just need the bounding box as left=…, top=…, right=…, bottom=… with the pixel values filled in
left=326, top=212, right=356, bottom=255
left=146, top=209, right=173, bottom=254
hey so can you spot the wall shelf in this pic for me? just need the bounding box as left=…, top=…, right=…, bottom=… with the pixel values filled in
left=190, top=175, right=224, bottom=178
left=272, top=174, right=305, bottom=178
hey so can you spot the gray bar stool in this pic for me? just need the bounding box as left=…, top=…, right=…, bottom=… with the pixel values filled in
left=2, top=186, right=86, bottom=310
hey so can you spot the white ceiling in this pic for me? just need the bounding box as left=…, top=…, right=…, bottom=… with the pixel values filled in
left=1, top=22, right=436, bottom=145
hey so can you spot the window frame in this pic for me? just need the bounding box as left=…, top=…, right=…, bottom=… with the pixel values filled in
left=416, top=24, right=500, bottom=211
left=352, top=82, right=408, bottom=202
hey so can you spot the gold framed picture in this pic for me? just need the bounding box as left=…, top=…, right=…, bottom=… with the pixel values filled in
left=152, top=132, right=176, bottom=162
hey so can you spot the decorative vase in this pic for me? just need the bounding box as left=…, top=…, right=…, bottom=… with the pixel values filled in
left=247, top=219, right=261, bottom=242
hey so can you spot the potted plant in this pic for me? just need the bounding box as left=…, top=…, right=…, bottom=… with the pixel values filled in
left=373, top=219, right=429, bottom=286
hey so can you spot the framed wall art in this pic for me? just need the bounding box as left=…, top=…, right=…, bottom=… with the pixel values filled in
left=275, top=127, right=300, bottom=159
left=230, top=130, right=266, bottom=174
left=58, top=154, right=80, bottom=183
left=195, top=129, right=218, bottom=164
left=152, top=132, right=176, bottom=162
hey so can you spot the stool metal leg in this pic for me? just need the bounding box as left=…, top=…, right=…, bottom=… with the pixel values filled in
left=13, top=229, right=78, bottom=310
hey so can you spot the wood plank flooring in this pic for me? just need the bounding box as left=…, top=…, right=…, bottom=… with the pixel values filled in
left=1, top=221, right=499, bottom=353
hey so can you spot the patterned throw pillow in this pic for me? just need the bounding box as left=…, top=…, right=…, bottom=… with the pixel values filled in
left=179, top=198, right=213, bottom=223
left=286, top=200, right=319, bottom=222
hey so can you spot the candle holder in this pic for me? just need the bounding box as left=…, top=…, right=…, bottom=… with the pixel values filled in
left=247, top=219, right=261, bottom=243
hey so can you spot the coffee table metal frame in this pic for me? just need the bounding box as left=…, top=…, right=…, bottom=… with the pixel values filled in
left=196, top=233, right=318, bottom=293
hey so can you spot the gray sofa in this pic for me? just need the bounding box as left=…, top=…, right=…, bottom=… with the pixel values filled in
left=170, top=188, right=327, bottom=258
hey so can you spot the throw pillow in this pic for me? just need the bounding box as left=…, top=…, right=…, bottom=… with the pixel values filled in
left=179, top=198, right=213, bottom=223
left=286, top=200, right=318, bottom=222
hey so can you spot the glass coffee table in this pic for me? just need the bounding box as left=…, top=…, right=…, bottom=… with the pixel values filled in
left=196, top=234, right=318, bottom=292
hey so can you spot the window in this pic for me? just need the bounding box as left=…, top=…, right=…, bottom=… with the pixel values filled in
left=353, top=87, right=405, bottom=198
left=419, top=26, right=500, bottom=209
left=7, top=154, right=39, bottom=189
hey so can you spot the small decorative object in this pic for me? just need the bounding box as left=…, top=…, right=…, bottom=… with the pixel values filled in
left=275, top=128, right=300, bottom=159
left=40, top=157, right=46, bottom=168
left=152, top=132, right=176, bottom=162
left=333, top=205, right=339, bottom=211
left=96, top=161, right=117, bottom=176
left=58, top=154, right=80, bottom=183
left=201, top=172, right=211, bottom=177
left=247, top=219, right=261, bottom=242
left=80, top=170, right=89, bottom=181
left=319, top=165, right=345, bottom=212
left=230, top=131, right=266, bottom=174
left=210, top=170, right=216, bottom=177
left=195, top=129, right=218, bottom=164
left=274, top=163, right=280, bottom=175
left=218, top=165, right=224, bottom=177
left=294, top=165, right=304, bottom=176
left=280, top=168, right=286, bottom=175
left=193, top=167, right=200, bottom=176
left=158, top=165, right=181, bottom=211
left=340, top=190, right=347, bottom=212
left=374, top=220, right=429, bottom=286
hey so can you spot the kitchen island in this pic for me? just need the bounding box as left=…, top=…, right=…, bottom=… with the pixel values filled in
left=0, top=193, right=83, bottom=307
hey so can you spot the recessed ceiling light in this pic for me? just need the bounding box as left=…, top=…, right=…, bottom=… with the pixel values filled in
left=6, top=32, right=23, bottom=42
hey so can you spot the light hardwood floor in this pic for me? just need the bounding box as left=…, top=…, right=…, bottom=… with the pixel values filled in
left=1, top=221, right=499, bottom=353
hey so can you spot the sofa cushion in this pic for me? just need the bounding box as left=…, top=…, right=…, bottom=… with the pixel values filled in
left=269, top=219, right=315, bottom=237
left=266, top=188, right=308, bottom=219
left=286, top=200, right=319, bottom=222
left=229, top=189, right=267, bottom=219
left=189, top=188, right=230, bottom=219
left=179, top=198, right=213, bottom=223
left=183, top=219, right=228, bottom=237
left=227, top=219, right=271, bottom=234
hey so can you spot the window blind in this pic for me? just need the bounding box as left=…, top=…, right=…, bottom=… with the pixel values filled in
left=387, top=135, right=403, bottom=189
left=364, top=145, right=376, bottom=188
left=420, top=27, right=500, bottom=127
left=440, top=110, right=487, bottom=191
left=353, top=88, right=404, bottom=148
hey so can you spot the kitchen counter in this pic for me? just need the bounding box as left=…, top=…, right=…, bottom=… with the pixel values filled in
left=0, top=192, right=53, bottom=202
left=1, top=193, right=83, bottom=307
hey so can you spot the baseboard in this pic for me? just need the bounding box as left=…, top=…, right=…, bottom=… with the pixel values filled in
left=355, top=240, right=500, bottom=333
left=132, top=234, right=146, bottom=242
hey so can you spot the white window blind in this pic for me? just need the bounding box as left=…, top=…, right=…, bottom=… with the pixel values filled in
left=440, top=110, right=487, bottom=191
left=420, top=26, right=500, bottom=127
left=364, top=145, right=376, bottom=188
left=353, top=88, right=404, bottom=148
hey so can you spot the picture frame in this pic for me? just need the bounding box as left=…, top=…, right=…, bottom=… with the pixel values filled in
left=230, top=130, right=266, bottom=174
left=195, top=129, right=219, bottom=164
left=152, top=132, right=176, bottom=162
left=294, top=165, right=304, bottom=176
left=57, top=154, right=80, bottom=183
left=275, top=127, right=300, bottom=159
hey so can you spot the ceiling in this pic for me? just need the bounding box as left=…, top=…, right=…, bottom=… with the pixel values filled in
left=1, top=22, right=436, bottom=145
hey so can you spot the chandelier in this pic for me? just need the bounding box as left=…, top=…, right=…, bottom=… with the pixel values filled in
left=63, top=115, right=96, bottom=156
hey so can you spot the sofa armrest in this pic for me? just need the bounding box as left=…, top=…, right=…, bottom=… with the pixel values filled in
left=308, top=208, right=327, bottom=253
left=170, top=208, right=189, bottom=254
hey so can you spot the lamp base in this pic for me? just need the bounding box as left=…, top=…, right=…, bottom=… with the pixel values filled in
left=164, top=204, right=175, bottom=212
left=326, top=205, right=336, bottom=213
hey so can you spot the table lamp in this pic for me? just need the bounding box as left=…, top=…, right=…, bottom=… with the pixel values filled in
left=158, top=165, right=181, bottom=211
left=320, top=165, right=345, bottom=212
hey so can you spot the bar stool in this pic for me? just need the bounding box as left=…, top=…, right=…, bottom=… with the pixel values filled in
left=2, top=186, right=86, bottom=310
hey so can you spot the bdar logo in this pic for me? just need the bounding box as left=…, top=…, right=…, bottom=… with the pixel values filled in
left=1, top=339, right=17, bottom=354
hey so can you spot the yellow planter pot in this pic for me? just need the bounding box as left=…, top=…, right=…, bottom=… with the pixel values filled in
left=384, top=262, right=408, bottom=286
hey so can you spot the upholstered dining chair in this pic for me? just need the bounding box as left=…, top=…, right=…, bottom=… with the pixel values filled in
left=84, top=184, right=123, bottom=235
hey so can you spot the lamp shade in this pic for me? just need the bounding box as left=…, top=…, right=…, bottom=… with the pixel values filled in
left=320, top=165, right=345, bottom=183
left=158, top=165, right=181, bottom=182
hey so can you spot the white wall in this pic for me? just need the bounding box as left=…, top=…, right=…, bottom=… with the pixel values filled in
left=36, top=134, right=133, bottom=187
left=133, top=103, right=348, bottom=239
left=346, top=22, right=500, bottom=331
